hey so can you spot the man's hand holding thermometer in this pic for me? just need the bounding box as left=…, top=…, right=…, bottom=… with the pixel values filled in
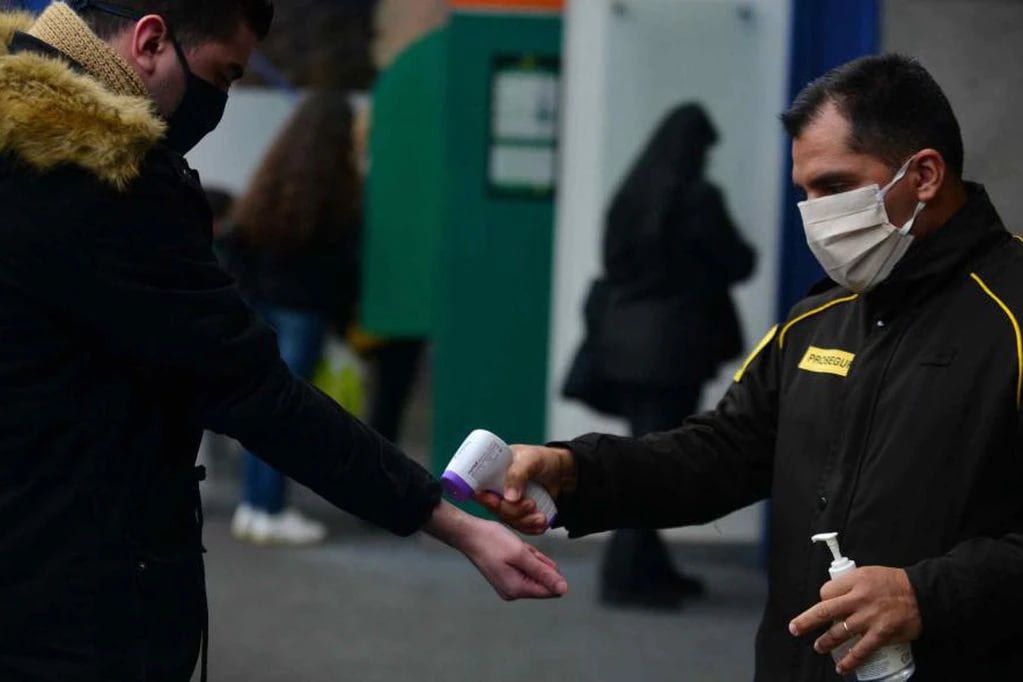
left=443, top=430, right=577, bottom=535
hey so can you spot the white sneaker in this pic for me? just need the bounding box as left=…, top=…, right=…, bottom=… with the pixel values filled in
left=231, top=503, right=256, bottom=539
left=246, top=508, right=328, bottom=546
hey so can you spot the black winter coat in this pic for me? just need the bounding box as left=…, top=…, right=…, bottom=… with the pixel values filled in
left=563, top=106, right=755, bottom=416
left=0, top=25, right=439, bottom=681
left=556, top=186, right=1023, bottom=680
left=598, top=179, right=755, bottom=388
left=592, top=104, right=755, bottom=392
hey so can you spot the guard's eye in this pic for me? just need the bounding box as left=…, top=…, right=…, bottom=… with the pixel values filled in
left=821, top=183, right=848, bottom=196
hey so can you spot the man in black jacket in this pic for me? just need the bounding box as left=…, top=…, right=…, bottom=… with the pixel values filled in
left=481, top=54, right=1023, bottom=681
left=0, top=2, right=566, bottom=680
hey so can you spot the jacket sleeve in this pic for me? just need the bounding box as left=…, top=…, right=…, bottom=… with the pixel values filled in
left=553, top=325, right=780, bottom=536
left=904, top=437, right=1023, bottom=650
left=904, top=533, right=1023, bottom=651
left=9, top=184, right=440, bottom=536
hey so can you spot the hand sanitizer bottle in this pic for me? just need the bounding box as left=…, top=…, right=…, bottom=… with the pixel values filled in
left=811, top=533, right=916, bottom=681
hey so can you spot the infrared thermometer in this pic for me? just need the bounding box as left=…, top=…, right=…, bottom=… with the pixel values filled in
left=441, top=429, right=558, bottom=528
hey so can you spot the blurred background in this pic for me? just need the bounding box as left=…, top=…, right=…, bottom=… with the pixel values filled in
left=7, top=0, right=1023, bottom=679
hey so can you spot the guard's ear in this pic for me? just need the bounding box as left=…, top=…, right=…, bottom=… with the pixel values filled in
left=911, top=148, right=946, bottom=203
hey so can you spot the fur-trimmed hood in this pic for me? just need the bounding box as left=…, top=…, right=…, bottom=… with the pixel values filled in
left=0, top=11, right=165, bottom=190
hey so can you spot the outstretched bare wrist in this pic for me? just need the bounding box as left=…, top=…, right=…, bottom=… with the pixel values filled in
left=423, top=500, right=480, bottom=553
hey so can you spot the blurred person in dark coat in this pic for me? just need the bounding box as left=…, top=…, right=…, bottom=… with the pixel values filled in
left=565, top=103, right=755, bottom=609
left=218, top=92, right=363, bottom=545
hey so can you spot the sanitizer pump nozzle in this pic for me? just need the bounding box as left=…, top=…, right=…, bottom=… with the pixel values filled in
left=441, top=430, right=558, bottom=528
left=812, top=532, right=856, bottom=579
left=810, top=532, right=915, bottom=681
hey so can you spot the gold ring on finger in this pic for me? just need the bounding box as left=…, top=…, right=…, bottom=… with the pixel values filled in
left=842, top=620, right=851, bottom=636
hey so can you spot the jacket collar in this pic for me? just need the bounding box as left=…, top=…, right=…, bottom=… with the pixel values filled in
left=884, top=183, right=1005, bottom=286
left=9, top=30, right=75, bottom=65
left=0, top=11, right=165, bottom=190
left=804, top=183, right=1007, bottom=302
left=26, top=2, right=148, bottom=98
left=865, top=183, right=1008, bottom=310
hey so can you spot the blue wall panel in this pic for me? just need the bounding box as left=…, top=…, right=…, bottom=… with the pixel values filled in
left=777, top=0, right=880, bottom=316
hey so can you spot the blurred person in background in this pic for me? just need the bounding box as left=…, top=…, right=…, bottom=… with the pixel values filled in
left=565, top=103, right=755, bottom=609
left=219, top=92, right=362, bottom=546
left=0, top=3, right=567, bottom=680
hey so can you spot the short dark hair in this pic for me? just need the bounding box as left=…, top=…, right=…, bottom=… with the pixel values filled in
left=781, top=54, right=964, bottom=177
left=80, top=1, right=273, bottom=46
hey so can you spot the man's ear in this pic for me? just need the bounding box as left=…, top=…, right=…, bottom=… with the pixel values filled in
left=912, top=149, right=946, bottom=203
left=130, top=14, right=173, bottom=78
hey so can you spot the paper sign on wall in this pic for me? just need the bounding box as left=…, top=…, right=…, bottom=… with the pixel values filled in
left=488, top=55, right=560, bottom=197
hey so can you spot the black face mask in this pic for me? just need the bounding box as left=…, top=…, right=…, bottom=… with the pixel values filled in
left=68, top=0, right=228, bottom=155
left=164, top=37, right=228, bottom=155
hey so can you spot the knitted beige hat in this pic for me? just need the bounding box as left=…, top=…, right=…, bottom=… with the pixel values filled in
left=28, top=1, right=148, bottom=98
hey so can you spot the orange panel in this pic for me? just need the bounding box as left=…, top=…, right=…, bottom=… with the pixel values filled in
left=451, top=0, right=564, bottom=11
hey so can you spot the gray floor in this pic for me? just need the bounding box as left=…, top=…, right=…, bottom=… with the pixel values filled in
left=197, top=478, right=766, bottom=682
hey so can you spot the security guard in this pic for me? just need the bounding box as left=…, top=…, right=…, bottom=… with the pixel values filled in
left=480, top=54, right=1023, bottom=680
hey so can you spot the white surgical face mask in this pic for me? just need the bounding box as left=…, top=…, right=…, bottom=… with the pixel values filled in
left=798, top=157, right=926, bottom=293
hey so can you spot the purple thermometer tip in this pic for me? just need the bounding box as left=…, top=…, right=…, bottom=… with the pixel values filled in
left=441, top=471, right=475, bottom=501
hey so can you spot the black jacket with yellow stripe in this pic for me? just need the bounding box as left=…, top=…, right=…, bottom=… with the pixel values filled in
left=556, top=184, right=1023, bottom=681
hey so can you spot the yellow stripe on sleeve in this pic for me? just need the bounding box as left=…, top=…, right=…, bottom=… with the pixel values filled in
left=970, top=273, right=1023, bottom=409
left=734, top=324, right=778, bottom=383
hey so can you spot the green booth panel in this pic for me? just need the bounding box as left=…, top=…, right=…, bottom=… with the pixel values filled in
left=361, top=29, right=448, bottom=338
left=432, top=11, right=562, bottom=472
